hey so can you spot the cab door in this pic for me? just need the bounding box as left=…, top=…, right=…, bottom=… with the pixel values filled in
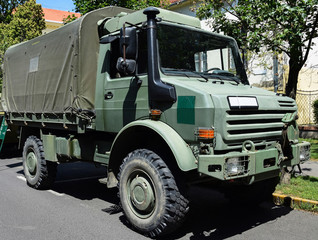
left=96, top=30, right=149, bottom=133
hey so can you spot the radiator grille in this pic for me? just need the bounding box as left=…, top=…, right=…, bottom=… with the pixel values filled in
left=278, top=100, right=296, bottom=108
left=222, top=107, right=296, bottom=149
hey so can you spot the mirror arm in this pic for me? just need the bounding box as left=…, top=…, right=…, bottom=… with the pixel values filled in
left=122, top=23, right=126, bottom=63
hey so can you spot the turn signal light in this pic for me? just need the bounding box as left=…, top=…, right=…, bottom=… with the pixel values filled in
left=150, top=109, right=162, bottom=120
left=196, top=128, right=215, bottom=140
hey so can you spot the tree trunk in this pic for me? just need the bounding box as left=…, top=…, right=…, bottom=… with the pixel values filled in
left=285, top=57, right=302, bottom=99
left=280, top=167, right=291, bottom=184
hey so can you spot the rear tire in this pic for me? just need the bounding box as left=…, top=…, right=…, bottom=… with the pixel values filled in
left=118, top=149, right=189, bottom=237
left=22, top=136, right=57, bottom=189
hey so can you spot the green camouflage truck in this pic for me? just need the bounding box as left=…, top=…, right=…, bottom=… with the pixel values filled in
left=1, top=6, right=310, bottom=237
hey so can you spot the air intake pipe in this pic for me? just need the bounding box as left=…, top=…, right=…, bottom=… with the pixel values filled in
left=143, top=7, right=177, bottom=109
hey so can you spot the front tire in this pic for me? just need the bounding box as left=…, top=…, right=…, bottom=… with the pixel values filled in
left=118, top=149, right=189, bottom=237
left=22, top=136, right=57, bottom=189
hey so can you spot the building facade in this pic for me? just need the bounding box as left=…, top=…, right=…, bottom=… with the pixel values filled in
left=42, top=8, right=81, bottom=34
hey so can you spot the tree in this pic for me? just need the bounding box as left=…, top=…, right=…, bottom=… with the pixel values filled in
left=72, top=0, right=169, bottom=15
left=5, top=0, right=45, bottom=44
left=0, top=0, right=46, bottom=88
left=0, top=0, right=26, bottom=23
left=196, top=0, right=318, bottom=98
left=63, top=13, right=79, bottom=24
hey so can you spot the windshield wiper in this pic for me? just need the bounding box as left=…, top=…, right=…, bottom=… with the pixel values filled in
left=163, top=68, right=209, bottom=82
left=192, top=72, right=209, bottom=82
left=162, top=68, right=240, bottom=84
left=162, top=68, right=192, bottom=78
left=230, top=76, right=240, bottom=85
left=203, top=72, right=240, bottom=85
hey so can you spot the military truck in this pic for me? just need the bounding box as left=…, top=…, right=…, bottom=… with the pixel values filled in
left=1, top=6, right=310, bottom=237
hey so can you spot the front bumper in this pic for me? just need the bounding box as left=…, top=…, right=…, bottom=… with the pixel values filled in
left=198, top=141, right=311, bottom=182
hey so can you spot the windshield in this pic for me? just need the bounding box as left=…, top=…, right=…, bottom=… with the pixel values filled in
left=157, top=24, right=248, bottom=84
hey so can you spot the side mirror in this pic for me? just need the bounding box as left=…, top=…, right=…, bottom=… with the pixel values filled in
left=116, top=26, right=137, bottom=75
left=116, top=57, right=136, bottom=74
left=120, top=26, right=137, bottom=59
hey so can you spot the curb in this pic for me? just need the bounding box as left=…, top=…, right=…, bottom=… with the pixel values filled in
left=273, top=192, right=318, bottom=211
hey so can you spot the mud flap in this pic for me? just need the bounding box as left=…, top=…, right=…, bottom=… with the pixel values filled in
left=0, top=116, right=8, bottom=152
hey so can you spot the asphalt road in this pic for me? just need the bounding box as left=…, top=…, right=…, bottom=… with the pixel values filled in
left=1, top=155, right=318, bottom=240
left=301, top=160, right=318, bottom=178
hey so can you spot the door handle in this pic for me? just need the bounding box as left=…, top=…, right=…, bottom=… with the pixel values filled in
left=105, top=92, right=113, bottom=100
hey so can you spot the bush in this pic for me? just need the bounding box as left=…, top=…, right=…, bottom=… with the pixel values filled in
left=313, top=99, right=318, bottom=124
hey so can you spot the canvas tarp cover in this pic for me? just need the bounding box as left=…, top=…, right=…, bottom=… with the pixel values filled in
left=2, top=7, right=133, bottom=114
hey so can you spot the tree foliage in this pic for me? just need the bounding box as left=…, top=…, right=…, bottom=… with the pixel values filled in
left=0, top=0, right=45, bottom=88
left=313, top=98, right=318, bottom=124
left=196, top=0, right=318, bottom=98
left=0, top=0, right=26, bottom=23
left=72, top=0, right=169, bottom=15
left=63, top=13, right=79, bottom=24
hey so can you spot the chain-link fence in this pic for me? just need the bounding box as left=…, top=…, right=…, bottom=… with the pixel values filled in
left=296, top=90, right=318, bottom=125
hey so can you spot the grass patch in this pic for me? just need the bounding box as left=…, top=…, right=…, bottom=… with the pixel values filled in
left=295, top=201, right=318, bottom=212
left=275, top=175, right=318, bottom=212
left=276, top=175, right=318, bottom=201
left=300, top=138, right=318, bottom=161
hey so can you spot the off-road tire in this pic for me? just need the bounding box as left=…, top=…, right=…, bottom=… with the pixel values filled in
left=22, top=136, right=57, bottom=189
left=117, top=149, right=189, bottom=238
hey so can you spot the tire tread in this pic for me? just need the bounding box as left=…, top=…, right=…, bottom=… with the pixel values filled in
left=23, top=136, right=57, bottom=189
left=117, top=149, right=189, bottom=237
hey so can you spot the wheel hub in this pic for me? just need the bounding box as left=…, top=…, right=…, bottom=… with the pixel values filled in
left=26, top=152, right=37, bottom=175
left=129, top=175, right=155, bottom=213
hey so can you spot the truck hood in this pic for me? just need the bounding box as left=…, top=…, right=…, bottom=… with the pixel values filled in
left=169, top=78, right=297, bottom=151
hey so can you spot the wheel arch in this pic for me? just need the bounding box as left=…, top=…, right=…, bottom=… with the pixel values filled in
left=19, top=126, right=41, bottom=150
left=108, top=120, right=197, bottom=177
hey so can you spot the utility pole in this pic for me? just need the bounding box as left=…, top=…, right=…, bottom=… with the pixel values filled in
left=273, top=52, right=278, bottom=93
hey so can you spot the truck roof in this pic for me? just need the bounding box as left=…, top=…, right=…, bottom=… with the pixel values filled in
left=103, top=8, right=201, bottom=33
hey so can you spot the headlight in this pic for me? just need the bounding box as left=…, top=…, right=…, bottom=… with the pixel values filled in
left=225, top=156, right=248, bottom=177
left=300, top=144, right=310, bottom=163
